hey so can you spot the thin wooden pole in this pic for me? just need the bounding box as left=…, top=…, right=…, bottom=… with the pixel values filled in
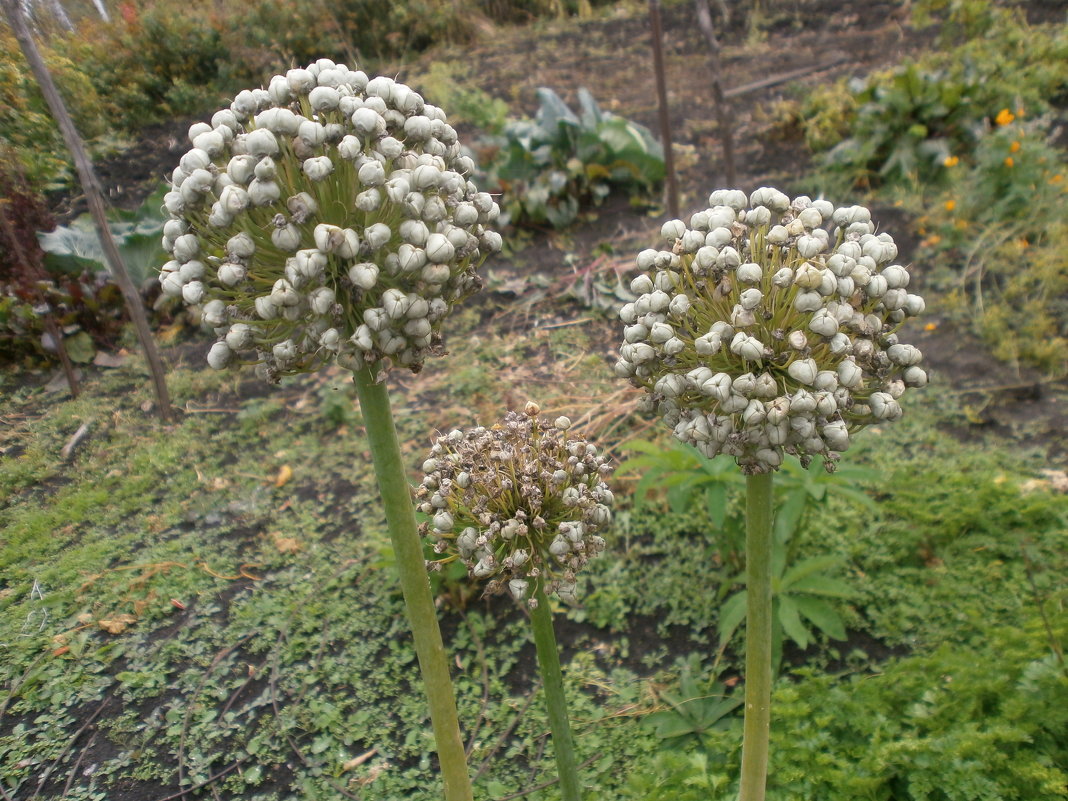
left=2, top=0, right=172, bottom=421
left=648, top=0, right=680, bottom=219
left=695, top=0, right=737, bottom=187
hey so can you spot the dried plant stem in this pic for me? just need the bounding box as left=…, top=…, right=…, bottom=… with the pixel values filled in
left=739, top=471, right=773, bottom=801
left=529, top=582, right=582, bottom=801
left=351, top=366, right=474, bottom=801
left=694, top=0, right=736, bottom=186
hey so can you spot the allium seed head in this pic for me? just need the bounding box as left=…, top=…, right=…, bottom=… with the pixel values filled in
left=158, top=60, right=501, bottom=380
left=615, top=187, right=926, bottom=472
left=420, top=407, right=613, bottom=604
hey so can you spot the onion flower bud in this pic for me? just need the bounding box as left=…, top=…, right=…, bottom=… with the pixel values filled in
left=614, top=186, right=926, bottom=472
left=158, top=60, right=501, bottom=379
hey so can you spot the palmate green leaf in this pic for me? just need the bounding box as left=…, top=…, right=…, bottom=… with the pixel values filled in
left=646, top=709, right=702, bottom=739
left=704, top=482, right=728, bottom=529
left=780, top=555, right=844, bottom=589
left=774, top=487, right=808, bottom=544
left=777, top=595, right=811, bottom=649
left=792, top=595, right=847, bottom=640
left=788, top=574, right=855, bottom=598
left=717, top=590, right=747, bottom=643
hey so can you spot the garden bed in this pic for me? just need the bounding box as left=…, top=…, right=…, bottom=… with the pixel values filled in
left=1, top=1, right=1067, bottom=799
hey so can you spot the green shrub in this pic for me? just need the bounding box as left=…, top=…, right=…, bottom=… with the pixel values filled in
left=480, top=87, right=664, bottom=227
left=0, top=28, right=112, bottom=189
left=803, top=8, right=1068, bottom=191
left=918, top=115, right=1068, bottom=374
left=624, top=619, right=1068, bottom=800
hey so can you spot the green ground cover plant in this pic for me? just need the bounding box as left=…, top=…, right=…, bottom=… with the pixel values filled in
left=624, top=617, right=1068, bottom=801
left=2, top=1, right=1067, bottom=798
left=1, top=312, right=1065, bottom=800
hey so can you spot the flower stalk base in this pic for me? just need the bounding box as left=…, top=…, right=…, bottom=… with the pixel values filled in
left=739, top=471, right=774, bottom=801
left=352, top=366, right=473, bottom=801
left=529, top=582, right=583, bottom=801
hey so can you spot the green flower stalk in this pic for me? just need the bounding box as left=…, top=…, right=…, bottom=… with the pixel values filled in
left=159, top=58, right=505, bottom=801
left=418, top=402, right=615, bottom=801
left=615, top=187, right=926, bottom=800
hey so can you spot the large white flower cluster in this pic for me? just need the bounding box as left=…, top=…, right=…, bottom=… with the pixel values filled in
left=418, top=403, right=614, bottom=606
left=158, top=59, right=502, bottom=380
left=615, top=187, right=927, bottom=474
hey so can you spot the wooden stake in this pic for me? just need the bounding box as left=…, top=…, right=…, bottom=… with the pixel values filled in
left=1, top=0, right=173, bottom=421
left=648, top=0, right=680, bottom=219
left=695, top=0, right=737, bottom=187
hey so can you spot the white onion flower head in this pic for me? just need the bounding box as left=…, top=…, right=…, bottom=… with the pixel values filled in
left=615, top=187, right=926, bottom=473
left=158, top=60, right=501, bottom=382
left=419, top=403, right=613, bottom=606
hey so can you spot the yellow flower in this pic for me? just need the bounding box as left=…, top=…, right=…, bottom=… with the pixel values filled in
left=995, top=108, right=1015, bottom=126
left=943, top=155, right=959, bottom=167
left=944, top=199, right=956, bottom=211
left=1004, top=156, right=1015, bottom=168
left=1010, top=140, right=1021, bottom=153
left=1050, top=174, right=1063, bottom=184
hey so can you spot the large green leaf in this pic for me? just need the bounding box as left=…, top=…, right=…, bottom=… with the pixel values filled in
left=534, top=87, right=579, bottom=137
left=793, top=595, right=847, bottom=640
left=777, top=595, right=811, bottom=649
left=780, top=555, right=845, bottom=589
left=774, top=487, right=808, bottom=545
left=576, top=87, right=603, bottom=129
left=717, top=590, right=747, bottom=643
left=788, top=575, right=855, bottom=599
left=38, top=185, right=168, bottom=285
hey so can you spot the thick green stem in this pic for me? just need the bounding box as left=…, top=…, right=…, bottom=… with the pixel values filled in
left=739, top=471, right=774, bottom=801
left=351, top=367, right=473, bottom=801
left=529, top=582, right=582, bottom=801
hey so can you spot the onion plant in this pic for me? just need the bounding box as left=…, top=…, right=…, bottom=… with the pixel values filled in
left=419, top=403, right=615, bottom=801
left=614, top=187, right=926, bottom=800
left=157, top=58, right=504, bottom=801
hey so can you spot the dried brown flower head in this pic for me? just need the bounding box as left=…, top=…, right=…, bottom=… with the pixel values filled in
left=417, top=403, right=613, bottom=605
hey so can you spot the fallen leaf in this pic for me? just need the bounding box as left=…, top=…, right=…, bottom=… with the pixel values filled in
left=97, top=613, right=137, bottom=634
left=171, top=598, right=186, bottom=610
left=270, top=532, right=302, bottom=554
left=92, top=351, right=126, bottom=368
left=274, top=464, right=293, bottom=487
left=342, top=748, right=379, bottom=772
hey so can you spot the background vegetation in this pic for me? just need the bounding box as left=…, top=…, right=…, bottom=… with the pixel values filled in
left=0, top=0, right=1066, bottom=799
